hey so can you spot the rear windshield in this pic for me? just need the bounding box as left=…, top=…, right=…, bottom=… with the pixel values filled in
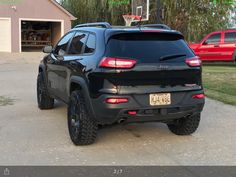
left=106, top=33, right=194, bottom=63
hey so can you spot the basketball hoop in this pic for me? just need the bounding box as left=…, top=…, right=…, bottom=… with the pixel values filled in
left=122, top=15, right=142, bottom=26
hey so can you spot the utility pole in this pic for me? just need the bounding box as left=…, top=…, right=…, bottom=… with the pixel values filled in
left=157, top=0, right=162, bottom=24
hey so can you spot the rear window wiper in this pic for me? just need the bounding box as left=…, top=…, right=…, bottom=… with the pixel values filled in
left=160, top=54, right=186, bottom=61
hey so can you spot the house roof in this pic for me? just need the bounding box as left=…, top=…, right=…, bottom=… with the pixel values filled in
left=50, top=0, right=77, bottom=20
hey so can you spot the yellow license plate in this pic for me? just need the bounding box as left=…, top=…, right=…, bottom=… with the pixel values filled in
left=150, top=93, right=171, bottom=106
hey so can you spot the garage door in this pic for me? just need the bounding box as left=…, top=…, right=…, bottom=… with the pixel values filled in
left=0, top=18, right=11, bottom=52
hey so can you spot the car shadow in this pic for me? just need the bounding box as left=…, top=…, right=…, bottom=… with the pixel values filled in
left=97, top=122, right=171, bottom=144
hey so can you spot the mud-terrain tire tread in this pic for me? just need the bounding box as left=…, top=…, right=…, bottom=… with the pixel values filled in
left=68, top=90, right=97, bottom=145
left=37, top=72, right=54, bottom=109
left=168, top=113, right=201, bottom=135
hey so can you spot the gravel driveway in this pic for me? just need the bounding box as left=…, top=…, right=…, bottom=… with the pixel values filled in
left=0, top=52, right=236, bottom=165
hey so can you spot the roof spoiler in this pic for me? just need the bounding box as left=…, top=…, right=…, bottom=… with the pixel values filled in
left=141, top=24, right=171, bottom=30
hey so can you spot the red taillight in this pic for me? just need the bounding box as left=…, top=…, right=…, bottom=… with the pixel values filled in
left=192, top=94, right=205, bottom=99
left=105, top=98, right=128, bottom=104
left=99, top=57, right=137, bottom=69
left=185, top=56, right=202, bottom=67
left=128, top=111, right=137, bottom=115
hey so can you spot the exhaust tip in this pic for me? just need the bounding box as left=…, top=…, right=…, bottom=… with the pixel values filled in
left=118, top=118, right=126, bottom=124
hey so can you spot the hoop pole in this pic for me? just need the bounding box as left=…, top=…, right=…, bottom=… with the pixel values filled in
left=157, top=0, right=162, bottom=23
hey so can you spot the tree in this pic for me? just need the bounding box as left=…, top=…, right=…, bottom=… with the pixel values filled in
left=61, top=0, right=130, bottom=26
left=61, top=0, right=235, bottom=42
left=159, top=0, right=235, bottom=42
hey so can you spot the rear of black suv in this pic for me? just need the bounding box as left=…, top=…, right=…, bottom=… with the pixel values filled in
left=38, top=25, right=205, bottom=145
left=91, top=30, right=205, bottom=127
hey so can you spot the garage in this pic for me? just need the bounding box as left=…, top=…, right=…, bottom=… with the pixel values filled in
left=20, top=20, right=62, bottom=52
left=0, top=0, right=76, bottom=53
left=0, top=18, right=11, bottom=52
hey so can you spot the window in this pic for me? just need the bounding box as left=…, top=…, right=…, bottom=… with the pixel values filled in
left=84, top=34, right=96, bottom=54
left=203, top=33, right=221, bottom=45
left=224, top=32, right=236, bottom=43
left=68, top=32, right=88, bottom=55
left=54, top=32, right=74, bottom=56
left=106, top=33, right=194, bottom=63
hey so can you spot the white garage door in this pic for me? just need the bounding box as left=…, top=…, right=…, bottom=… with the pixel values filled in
left=0, top=18, right=11, bottom=52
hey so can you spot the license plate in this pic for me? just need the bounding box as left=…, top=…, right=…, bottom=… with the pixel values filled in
left=150, top=93, right=171, bottom=106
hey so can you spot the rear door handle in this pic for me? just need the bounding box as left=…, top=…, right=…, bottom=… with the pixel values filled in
left=214, top=45, right=220, bottom=47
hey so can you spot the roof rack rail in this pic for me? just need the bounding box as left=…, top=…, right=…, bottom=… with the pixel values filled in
left=141, top=24, right=171, bottom=30
left=74, top=22, right=112, bottom=29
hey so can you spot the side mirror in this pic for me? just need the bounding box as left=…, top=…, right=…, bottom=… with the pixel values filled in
left=43, top=46, right=53, bottom=53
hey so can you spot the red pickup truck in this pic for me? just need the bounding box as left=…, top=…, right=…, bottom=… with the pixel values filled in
left=189, top=29, right=236, bottom=62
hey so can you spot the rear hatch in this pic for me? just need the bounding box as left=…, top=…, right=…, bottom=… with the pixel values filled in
left=99, top=31, right=202, bottom=95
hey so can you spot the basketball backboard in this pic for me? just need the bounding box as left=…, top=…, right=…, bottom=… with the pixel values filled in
left=132, top=0, right=150, bottom=21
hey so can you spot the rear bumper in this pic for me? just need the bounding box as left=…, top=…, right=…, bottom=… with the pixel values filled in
left=91, top=90, right=205, bottom=124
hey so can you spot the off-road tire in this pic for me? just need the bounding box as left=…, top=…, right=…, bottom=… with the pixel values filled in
left=68, top=90, right=97, bottom=145
left=37, top=72, right=54, bottom=109
left=233, top=50, right=236, bottom=63
left=167, top=113, right=201, bottom=135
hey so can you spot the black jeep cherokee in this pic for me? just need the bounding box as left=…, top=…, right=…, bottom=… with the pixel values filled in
left=37, top=22, right=205, bottom=145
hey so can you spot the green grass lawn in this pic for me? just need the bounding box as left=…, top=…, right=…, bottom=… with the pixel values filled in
left=202, top=65, right=236, bottom=106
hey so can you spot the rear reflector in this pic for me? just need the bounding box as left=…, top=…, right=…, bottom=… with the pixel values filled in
left=192, top=94, right=205, bottom=99
left=185, top=56, right=202, bottom=67
left=105, top=98, right=128, bottom=104
left=99, top=57, right=137, bottom=69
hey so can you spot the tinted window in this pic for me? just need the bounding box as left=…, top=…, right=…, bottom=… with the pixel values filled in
left=204, top=33, right=221, bottom=44
left=106, top=33, right=194, bottom=63
left=85, top=34, right=96, bottom=54
left=224, top=32, right=236, bottom=43
left=68, top=32, right=88, bottom=55
left=54, top=32, right=74, bottom=56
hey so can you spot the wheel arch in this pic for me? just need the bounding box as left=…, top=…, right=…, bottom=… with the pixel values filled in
left=69, top=76, right=96, bottom=118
